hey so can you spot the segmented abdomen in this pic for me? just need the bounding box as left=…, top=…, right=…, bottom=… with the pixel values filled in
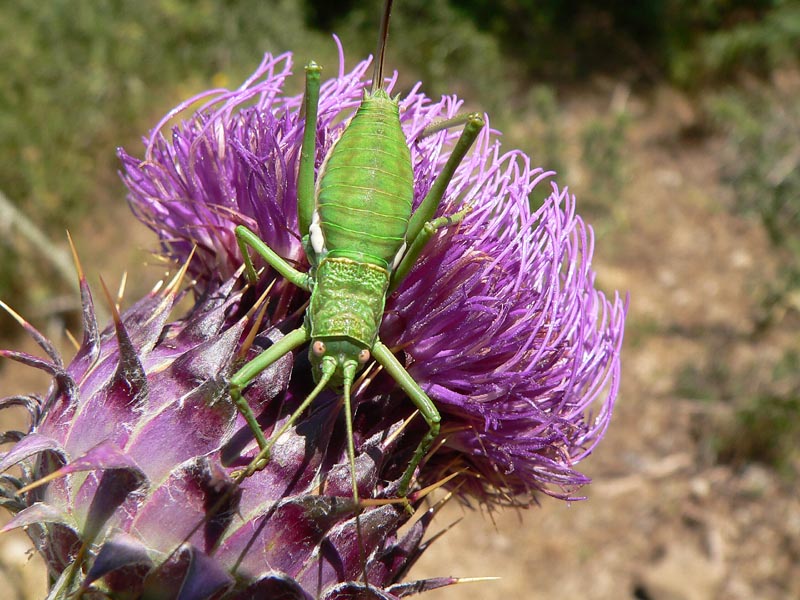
left=316, top=91, right=414, bottom=268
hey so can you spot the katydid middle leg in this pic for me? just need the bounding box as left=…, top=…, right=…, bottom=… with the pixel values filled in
left=391, top=113, right=484, bottom=288
left=389, top=207, right=471, bottom=291
left=403, top=113, right=484, bottom=241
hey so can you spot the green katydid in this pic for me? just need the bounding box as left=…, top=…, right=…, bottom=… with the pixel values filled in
left=230, top=0, right=484, bottom=508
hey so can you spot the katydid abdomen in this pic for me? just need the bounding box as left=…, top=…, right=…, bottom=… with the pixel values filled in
left=315, top=90, right=414, bottom=268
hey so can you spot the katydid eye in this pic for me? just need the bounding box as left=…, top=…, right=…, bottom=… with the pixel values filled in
left=312, top=341, right=326, bottom=356
left=357, top=349, right=371, bottom=364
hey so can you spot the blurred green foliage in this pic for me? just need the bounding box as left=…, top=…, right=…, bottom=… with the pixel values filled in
left=323, top=0, right=512, bottom=109
left=0, top=0, right=514, bottom=332
left=1, top=0, right=797, bottom=218
left=694, top=64, right=800, bottom=474
left=682, top=347, right=800, bottom=474
left=687, top=0, right=800, bottom=82
left=708, top=82, right=800, bottom=327
left=522, top=85, right=567, bottom=209
left=321, top=0, right=799, bottom=83
left=0, top=0, right=336, bottom=330
left=720, top=391, right=800, bottom=473
left=580, top=110, right=630, bottom=218
left=0, top=0, right=336, bottom=227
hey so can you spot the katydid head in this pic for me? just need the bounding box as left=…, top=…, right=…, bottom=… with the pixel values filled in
left=309, top=338, right=371, bottom=390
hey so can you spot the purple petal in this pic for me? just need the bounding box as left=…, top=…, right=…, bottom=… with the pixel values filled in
left=47, top=439, right=141, bottom=479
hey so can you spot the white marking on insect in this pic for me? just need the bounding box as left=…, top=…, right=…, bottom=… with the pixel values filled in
left=392, top=241, right=407, bottom=270
left=310, top=209, right=326, bottom=255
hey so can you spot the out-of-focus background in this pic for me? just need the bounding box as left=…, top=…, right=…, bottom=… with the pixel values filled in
left=1, top=1, right=798, bottom=598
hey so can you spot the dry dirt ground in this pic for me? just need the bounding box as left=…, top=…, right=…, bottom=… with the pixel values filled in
left=1, top=83, right=798, bottom=599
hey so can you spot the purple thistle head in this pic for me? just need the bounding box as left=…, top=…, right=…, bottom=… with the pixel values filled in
left=2, top=42, right=625, bottom=599
left=120, top=44, right=626, bottom=502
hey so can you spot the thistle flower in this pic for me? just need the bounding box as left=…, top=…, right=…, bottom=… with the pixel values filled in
left=119, top=45, right=626, bottom=502
left=1, top=43, right=626, bottom=599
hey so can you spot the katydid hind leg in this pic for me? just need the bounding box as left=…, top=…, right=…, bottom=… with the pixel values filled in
left=371, top=340, right=441, bottom=496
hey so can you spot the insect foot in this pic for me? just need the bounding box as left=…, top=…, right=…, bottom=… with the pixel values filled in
left=231, top=448, right=271, bottom=482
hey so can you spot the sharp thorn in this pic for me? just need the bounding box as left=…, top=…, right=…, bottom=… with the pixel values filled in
left=149, top=279, right=165, bottom=295
left=0, top=300, right=62, bottom=366
left=384, top=409, right=418, bottom=447
left=421, top=516, right=463, bottom=547
left=454, top=576, right=502, bottom=585
left=117, top=271, right=128, bottom=306
left=66, top=230, right=85, bottom=282
left=409, top=470, right=462, bottom=503
left=0, top=299, right=28, bottom=330
left=17, top=469, right=68, bottom=494
left=98, top=275, right=123, bottom=325
left=64, top=328, right=80, bottom=351
left=238, top=296, right=271, bottom=360
left=164, top=246, right=197, bottom=297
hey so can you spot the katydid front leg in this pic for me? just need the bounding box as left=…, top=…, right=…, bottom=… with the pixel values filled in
left=228, top=325, right=309, bottom=476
